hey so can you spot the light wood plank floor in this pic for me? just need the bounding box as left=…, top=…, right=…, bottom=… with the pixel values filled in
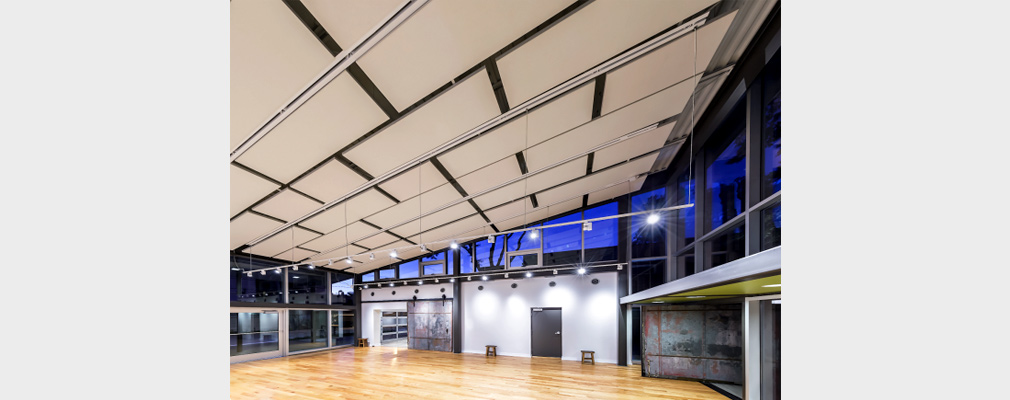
left=231, top=347, right=727, bottom=400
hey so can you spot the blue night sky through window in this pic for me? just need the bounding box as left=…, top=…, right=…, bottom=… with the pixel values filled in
left=707, top=131, right=746, bottom=230
left=632, top=188, right=667, bottom=258
left=544, top=212, right=582, bottom=254
left=460, top=244, right=474, bottom=274
left=583, top=202, right=618, bottom=250
left=398, top=260, right=418, bottom=278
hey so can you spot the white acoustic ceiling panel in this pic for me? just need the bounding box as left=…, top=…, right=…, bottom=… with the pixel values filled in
left=390, top=202, right=474, bottom=238
left=252, top=189, right=322, bottom=222
left=343, top=70, right=500, bottom=177
left=545, top=197, right=583, bottom=218
left=601, top=11, right=734, bottom=114
left=309, top=244, right=352, bottom=262
left=236, top=73, right=389, bottom=183
left=526, top=78, right=694, bottom=172
left=347, top=189, right=396, bottom=221
left=355, top=232, right=399, bottom=251
left=231, top=0, right=334, bottom=149
left=491, top=206, right=550, bottom=232
left=526, top=82, right=595, bottom=146
left=592, top=123, right=673, bottom=172
left=290, top=159, right=369, bottom=203
left=422, top=215, right=487, bottom=242
left=454, top=158, right=522, bottom=197
left=497, top=0, right=716, bottom=106
left=275, top=247, right=318, bottom=263
left=420, top=183, right=462, bottom=214
left=346, top=221, right=382, bottom=243
left=302, top=0, right=404, bottom=50
left=301, top=228, right=348, bottom=253
left=231, top=165, right=280, bottom=217
left=526, top=156, right=587, bottom=193
left=244, top=226, right=320, bottom=259
left=472, top=180, right=527, bottom=211
left=586, top=179, right=645, bottom=205
left=483, top=197, right=533, bottom=223
left=231, top=212, right=284, bottom=250
left=394, top=238, right=425, bottom=260
left=365, top=196, right=421, bottom=231
left=299, top=203, right=346, bottom=234
left=377, top=162, right=446, bottom=202
left=355, top=0, right=570, bottom=111
left=537, top=156, right=656, bottom=206
left=437, top=117, right=526, bottom=178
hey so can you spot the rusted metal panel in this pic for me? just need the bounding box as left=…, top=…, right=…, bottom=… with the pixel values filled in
left=643, top=310, right=661, bottom=356
left=660, top=356, right=706, bottom=379
left=661, top=311, right=704, bottom=357
left=703, top=310, right=742, bottom=359
left=705, top=359, right=743, bottom=383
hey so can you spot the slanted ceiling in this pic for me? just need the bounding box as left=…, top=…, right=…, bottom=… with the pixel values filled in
left=230, top=0, right=772, bottom=274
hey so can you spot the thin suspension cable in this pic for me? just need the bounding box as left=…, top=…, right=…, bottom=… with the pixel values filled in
left=523, top=108, right=529, bottom=231
left=689, top=26, right=697, bottom=206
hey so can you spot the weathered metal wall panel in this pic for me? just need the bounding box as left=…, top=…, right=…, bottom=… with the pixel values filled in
left=641, top=304, right=743, bottom=384
left=407, top=299, right=453, bottom=352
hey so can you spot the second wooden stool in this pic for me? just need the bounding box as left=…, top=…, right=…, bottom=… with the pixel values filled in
left=486, top=345, right=497, bottom=357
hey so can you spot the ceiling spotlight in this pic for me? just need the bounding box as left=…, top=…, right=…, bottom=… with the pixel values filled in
left=389, top=283, right=395, bottom=287
left=762, top=284, right=781, bottom=288
left=530, top=229, right=539, bottom=239
left=617, top=265, right=623, bottom=270
left=274, top=268, right=281, bottom=274
left=450, top=241, right=458, bottom=249
left=420, top=244, right=427, bottom=251
left=525, top=272, right=532, bottom=278
left=390, top=250, right=398, bottom=258
left=307, top=263, right=315, bottom=269
left=363, top=285, right=368, bottom=289
left=369, top=253, right=374, bottom=260
left=646, top=213, right=660, bottom=224
left=577, top=268, right=586, bottom=275
left=435, top=279, right=439, bottom=283
left=487, top=235, right=495, bottom=244
left=327, top=260, right=333, bottom=266
left=482, top=276, right=488, bottom=281
left=247, top=272, right=253, bottom=277
left=260, top=270, right=266, bottom=275
left=230, top=267, right=240, bottom=271
left=417, top=281, right=423, bottom=285
left=583, top=221, right=592, bottom=231
left=292, top=265, right=299, bottom=271
left=450, top=278, right=455, bottom=282
left=553, top=269, right=558, bottom=275
left=467, top=276, right=472, bottom=281
left=345, top=257, right=353, bottom=264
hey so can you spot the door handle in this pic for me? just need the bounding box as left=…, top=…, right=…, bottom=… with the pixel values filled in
left=555, top=331, right=560, bottom=335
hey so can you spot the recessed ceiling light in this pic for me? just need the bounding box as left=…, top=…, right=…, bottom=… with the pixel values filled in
left=686, top=295, right=705, bottom=299
left=762, top=284, right=781, bottom=288
left=525, top=272, right=532, bottom=278
left=652, top=301, right=663, bottom=304
left=577, top=268, right=586, bottom=275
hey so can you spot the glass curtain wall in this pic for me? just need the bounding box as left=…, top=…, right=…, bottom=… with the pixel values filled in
left=230, top=312, right=279, bottom=357
left=288, top=310, right=328, bottom=352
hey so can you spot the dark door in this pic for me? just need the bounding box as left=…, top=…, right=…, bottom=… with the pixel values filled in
left=531, top=307, right=562, bottom=357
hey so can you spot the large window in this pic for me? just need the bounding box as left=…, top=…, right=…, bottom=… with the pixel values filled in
left=705, top=223, right=746, bottom=270
left=543, top=212, right=582, bottom=265
left=230, top=312, right=279, bottom=356
left=231, top=266, right=283, bottom=303
left=421, top=251, right=447, bottom=275
left=361, top=272, right=375, bottom=283
left=631, top=259, right=665, bottom=294
left=583, top=202, right=618, bottom=262
left=332, top=310, right=354, bottom=347
left=506, top=225, right=540, bottom=252
left=675, top=171, right=695, bottom=250
left=631, top=188, right=667, bottom=258
left=474, top=236, right=505, bottom=271
left=460, top=243, right=475, bottom=274
left=706, top=130, right=746, bottom=232
left=399, top=259, right=419, bottom=279
left=761, top=54, right=782, bottom=200
left=377, top=267, right=395, bottom=280
left=331, top=272, right=354, bottom=305
left=289, top=268, right=327, bottom=305
left=288, top=310, right=328, bottom=352
left=761, top=203, right=781, bottom=250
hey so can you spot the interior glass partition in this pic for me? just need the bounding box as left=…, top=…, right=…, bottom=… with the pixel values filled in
left=332, top=310, right=354, bottom=347
left=230, top=311, right=280, bottom=357
left=288, top=310, right=328, bottom=352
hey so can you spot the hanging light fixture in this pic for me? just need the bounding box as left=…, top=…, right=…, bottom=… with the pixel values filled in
left=369, top=253, right=375, bottom=260
left=390, top=250, right=398, bottom=258
left=487, top=235, right=494, bottom=243
left=260, top=270, right=266, bottom=275
left=327, top=259, right=333, bottom=266
left=247, top=272, right=253, bottom=277
left=345, top=257, right=353, bottom=264
left=274, top=268, right=281, bottom=274
left=420, top=244, right=427, bottom=252
left=450, top=241, right=458, bottom=249
left=646, top=213, right=660, bottom=224
left=450, top=278, right=455, bottom=283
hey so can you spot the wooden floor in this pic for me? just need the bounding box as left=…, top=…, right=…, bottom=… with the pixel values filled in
left=231, top=346, right=727, bottom=400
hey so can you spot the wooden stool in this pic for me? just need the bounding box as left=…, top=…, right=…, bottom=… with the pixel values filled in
left=580, top=350, right=595, bottom=364
left=357, top=338, right=369, bottom=347
left=486, top=345, right=497, bottom=357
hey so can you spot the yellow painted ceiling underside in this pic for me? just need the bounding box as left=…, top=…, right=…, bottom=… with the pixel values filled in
left=634, top=274, right=780, bottom=304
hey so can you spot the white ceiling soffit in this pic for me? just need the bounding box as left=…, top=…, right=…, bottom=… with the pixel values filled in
left=346, top=221, right=382, bottom=243
left=472, top=180, right=527, bottom=211
left=231, top=213, right=284, bottom=250
left=252, top=189, right=322, bottom=223
left=593, top=123, right=674, bottom=172
left=343, top=69, right=500, bottom=177
left=230, top=165, right=279, bottom=217
left=275, top=247, right=319, bottom=263
left=290, top=159, right=368, bottom=204
left=299, top=202, right=346, bottom=234
left=422, top=214, right=487, bottom=242
left=602, top=11, right=734, bottom=115
left=355, top=0, right=570, bottom=111
left=537, top=155, right=657, bottom=206
left=483, top=197, right=535, bottom=223
left=364, top=196, right=421, bottom=232
left=244, top=226, right=320, bottom=259
left=437, top=82, right=594, bottom=178
left=454, top=158, right=522, bottom=200
left=308, top=244, right=354, bottom=263
left=346, top=189, right=396, bottom=222
left=587, top=179, right=646, bottom=205
left=230, top=0, right=334, bottom=150
left=526, top=156, right=588, bottom=194
left=526, top=77, right=695, bottom=172
left=377, top=162, right=446, bottom=201
left=235, top=73, right=388, bottom=183
left=301, top=228, right=349, bottom=253
left=391, top=202, right=475, bottom=238
left=497, top=0, right=717, bottom=106
left=301, top=0, right=404, bottom=50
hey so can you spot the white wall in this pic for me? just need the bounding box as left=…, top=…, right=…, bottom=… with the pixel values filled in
left=462, top=272, right=618, bottom=363
left=359, top=282, right=454, bottom=346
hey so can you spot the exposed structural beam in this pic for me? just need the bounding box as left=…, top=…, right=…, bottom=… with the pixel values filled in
left=513, top=151, right=539, bottom=208
left=244, top=9, right=712, bottom=248
left=429, top=157, right=499, bottom=233
left=231, top=0, right=429, bottom=160
left=332, top=155, right=400, bottom=204
left=485, top=57, right=510, bottom=114
left=591, top=75, right=606, bottom=119
left=360, top=219, right=416, bottom=246
left=582, top=153, right=595, bottom=208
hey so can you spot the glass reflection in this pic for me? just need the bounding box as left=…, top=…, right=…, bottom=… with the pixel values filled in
left=631, top=188, right=667, bottom=258
left=706, top=131, right=746, bottom=231
left=289, top=310, right=328, bottom=352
